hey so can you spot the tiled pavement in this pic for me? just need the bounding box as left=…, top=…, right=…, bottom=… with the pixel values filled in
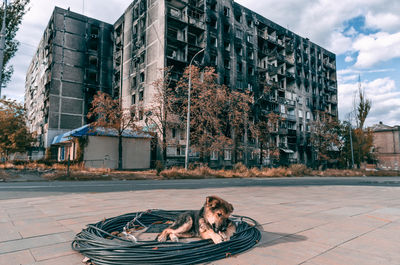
left=0, top=185, right=399, bottom=265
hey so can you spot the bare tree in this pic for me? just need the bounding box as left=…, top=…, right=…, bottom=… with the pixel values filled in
left=144, top=67, right=177, bottom=162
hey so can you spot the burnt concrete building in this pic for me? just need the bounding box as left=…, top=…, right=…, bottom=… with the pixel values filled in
left=25, top=7, right=113, bottom=155
left=26, top=1, right=337, bottom=166
left=115, top=0, right=338, bottom=166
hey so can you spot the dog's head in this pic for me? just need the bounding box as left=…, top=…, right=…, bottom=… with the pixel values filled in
left=203, top=195, right=234, bottom=233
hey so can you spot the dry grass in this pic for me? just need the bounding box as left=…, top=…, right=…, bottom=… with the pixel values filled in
left=161, top=164, right=400, bottom=179
left=1, top=161, right=399, bottom=181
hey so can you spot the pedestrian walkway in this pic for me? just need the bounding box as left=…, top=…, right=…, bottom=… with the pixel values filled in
left=0, top=185, right=399, bottom=264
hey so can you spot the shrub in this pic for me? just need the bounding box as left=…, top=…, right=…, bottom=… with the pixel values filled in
left=289, top=164, right=312, bottom=176
left=233, top=162, right=247, bottom=173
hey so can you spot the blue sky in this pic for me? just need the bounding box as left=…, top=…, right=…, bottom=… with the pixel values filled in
left=4, top=0, right=400, bottom=127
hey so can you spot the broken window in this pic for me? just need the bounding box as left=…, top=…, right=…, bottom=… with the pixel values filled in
left=89, top=56, right=98, bottom=67
left=210, top=36, right=217, bottom=47
left=247, top=18, right=253, bottom=28
left=86, top=70, right=97, bottom=84
left=209, top=2, right=216, bottom=11
left=234, top=12, right=242, bottom=23
left=210, top=54, right=217, bottom=65
left=237, top=62, right=242, bottom=73
left=88, top=39, right=98, bottom=51
left=90, top=26, right=99, bottom=39
left=139, top=90, right=144, bottom=101
left=246, top=35, right=253, bottom=43
left=224, top=41, right=230, bottom=51
left=224, top=59, right=230, bottom=69
left=248, top=51, right=254, bottom=59
left=223, top=24, right=230, bottom=34
left=210, top=18, right=217, bottom=28
left=235, top=46, right=242, bottom=56
left=223, top=7, right=230, bottom=17
left=248, top=66, right=254, bottom=75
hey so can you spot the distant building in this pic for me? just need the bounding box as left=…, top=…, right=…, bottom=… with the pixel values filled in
left=371, top=122, right=400, bottom=170
left=25, top=7, right=113, bottom=157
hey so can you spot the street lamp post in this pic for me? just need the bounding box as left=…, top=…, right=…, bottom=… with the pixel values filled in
left=185, top=48, right=205, bottom=170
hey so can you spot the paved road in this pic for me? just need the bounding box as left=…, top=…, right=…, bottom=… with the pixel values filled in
left=1, top=177, right=400, bottom=200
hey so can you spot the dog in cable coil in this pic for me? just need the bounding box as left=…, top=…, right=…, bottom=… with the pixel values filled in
left=157, top=195, right=236, bottom=244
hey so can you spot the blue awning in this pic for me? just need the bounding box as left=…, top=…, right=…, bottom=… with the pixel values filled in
left=51, top=125, right=152, bottom=145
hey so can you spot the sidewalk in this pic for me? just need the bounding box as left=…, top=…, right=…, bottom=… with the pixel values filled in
left=0, top=185, right=399, bottom=265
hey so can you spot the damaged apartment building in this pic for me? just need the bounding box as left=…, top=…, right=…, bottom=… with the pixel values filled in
left=26, top=0, right=337, bottom=166
left=25, top=7, right=113, bottom=157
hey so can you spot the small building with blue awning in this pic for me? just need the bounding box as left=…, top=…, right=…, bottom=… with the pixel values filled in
left=51, top=125, right=152, bottom=169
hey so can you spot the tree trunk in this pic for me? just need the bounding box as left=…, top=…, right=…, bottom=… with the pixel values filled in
left=162, top=127, right=167, bottom=163
left=118, top=134, right=123, bottom=170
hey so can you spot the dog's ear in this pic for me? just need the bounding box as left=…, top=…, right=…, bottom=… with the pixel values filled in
left=227, top=203, right=234, bottom=213
left=206, top=196, right=218, bottom=207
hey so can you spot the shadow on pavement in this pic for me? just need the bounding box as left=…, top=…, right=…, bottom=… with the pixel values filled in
left=257, top=230, right=307, bottom=248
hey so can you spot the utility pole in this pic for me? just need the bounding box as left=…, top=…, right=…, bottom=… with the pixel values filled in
left=347, top=112, right=355, bottom=169
left=0, top=0, right=7, bottom=97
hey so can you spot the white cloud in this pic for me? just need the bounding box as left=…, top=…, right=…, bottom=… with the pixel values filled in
left=339, top=77, right=400, bottom=126
left=327, top=31, right=354, bottom=55
left=345, top=55, right=354, bottom=63
left=353, top=32, right=400, bottom=68
left=365, top=11, right=400, bottom=33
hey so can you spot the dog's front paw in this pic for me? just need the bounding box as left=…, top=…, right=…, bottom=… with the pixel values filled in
left=219, top=232, right=229, bottom=241
left=212, top=235, right=224, bottom=244
left=170, top=234, right=179, bottom=242
left=157, top=234, right=167, bottom=242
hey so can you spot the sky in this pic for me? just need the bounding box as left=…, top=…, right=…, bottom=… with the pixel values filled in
left=4, top=0, right=400, bottom=127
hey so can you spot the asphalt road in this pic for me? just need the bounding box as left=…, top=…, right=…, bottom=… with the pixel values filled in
left=1, top=177, right=400, bottom=200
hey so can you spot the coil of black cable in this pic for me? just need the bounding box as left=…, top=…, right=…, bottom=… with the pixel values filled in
left=72, top=209, right=261, bottom=265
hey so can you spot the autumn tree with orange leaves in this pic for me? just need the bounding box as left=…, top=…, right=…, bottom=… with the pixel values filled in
left=310, top=111, right=341, bottom=168
left=87, top=91, right=141, bottom=170
left=173, top=66, right=253, bottom=163
left=0, top=98, right=35, bottom=160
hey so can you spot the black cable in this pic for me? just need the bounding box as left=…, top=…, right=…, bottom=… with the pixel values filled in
left=72, top=209, right=261, bottom=265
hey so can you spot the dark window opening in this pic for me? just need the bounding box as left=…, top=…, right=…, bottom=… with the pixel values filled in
left=140, top=72, right=145, bottom=83
left=210, top=18, right=217, bottom=28
left=86, top=70, right=97, bottom=84
left=224, top=59, right=230, bottom=69
left=139, top=90, right=144, bottom=101
left=88, top=39, right=98, bottom=51
left=89, top=56, right=98, bottom=67
left=90, top=25, right=99, bottom=37
left=223, top=6, right=230, bottom=17
left=132, top=94, right=136, bottom=105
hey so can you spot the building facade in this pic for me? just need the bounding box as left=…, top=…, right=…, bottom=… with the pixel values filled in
left=371, top=122, right=400, bottom=170
left=26, top=1, right=338, bottom=166
left=114, top=0, right=338, bottom=166
left=25, top=7, right=113, bottom=155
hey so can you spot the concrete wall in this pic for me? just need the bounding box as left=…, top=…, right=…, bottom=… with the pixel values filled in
left=83, top=136, right=150, bottom=169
